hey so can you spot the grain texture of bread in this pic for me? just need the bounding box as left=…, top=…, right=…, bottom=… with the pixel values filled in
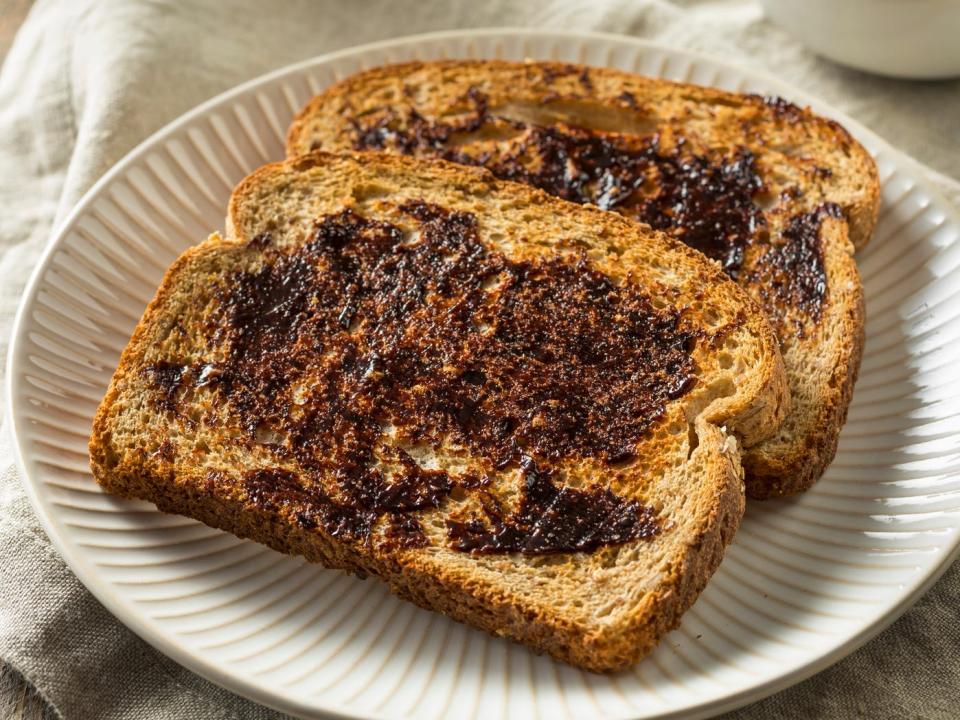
left=90, top=152, right=788, bottom=671
left=287, top=60, right=879, bottom=497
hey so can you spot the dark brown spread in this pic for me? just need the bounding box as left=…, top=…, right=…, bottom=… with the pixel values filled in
left=748, top=203, right=840, bottom=337
left=481, top=130, right=764, bottom=279
left=152, top=202, right=696, bottom=554
left=142, top=361, right=188, bottom=413
left=447, top=456, right=659, bottom=554
left=750, top=94, right=807, bottom=124
left=346, top=90, right=855, bottom=332
left=351, top=92, right=766, bottom=279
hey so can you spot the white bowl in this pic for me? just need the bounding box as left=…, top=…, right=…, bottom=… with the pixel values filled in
left=762, top=0, right=960, bottom=79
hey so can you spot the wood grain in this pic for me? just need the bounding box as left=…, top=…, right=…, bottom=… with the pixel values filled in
left=0, top=665, right=55, bottom=720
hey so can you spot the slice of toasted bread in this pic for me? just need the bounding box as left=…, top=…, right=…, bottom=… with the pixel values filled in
left=89, top=152, right=787, bottom=671
left=287, top=60, right=878, bottom=498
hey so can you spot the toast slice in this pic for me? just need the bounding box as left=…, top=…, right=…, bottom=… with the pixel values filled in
left=287, top=60, right=879, bottom=498
left=90, top=152, right=788, bottom=671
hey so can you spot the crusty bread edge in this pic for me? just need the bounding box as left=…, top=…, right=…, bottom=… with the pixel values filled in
left=91, top=415, right=743, bottom=672
left=744, top=222, right=866, bottom=498
left=285, top=58, right=881, bottom=250
left=88, top=234, right=230, bottom=479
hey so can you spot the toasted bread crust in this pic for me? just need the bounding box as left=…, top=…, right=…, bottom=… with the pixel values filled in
left=287, top=60, right=879, bottom=497
left=91, top=152, right=786, bottom=671
left=91, top=422, right=743, bottom=672
left=744, top=217, right=866, bottom=497
left=287, top=60, right=880, bottom=248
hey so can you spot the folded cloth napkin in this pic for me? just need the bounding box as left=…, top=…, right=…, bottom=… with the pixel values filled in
left=1, top=1, right=958, bottom=718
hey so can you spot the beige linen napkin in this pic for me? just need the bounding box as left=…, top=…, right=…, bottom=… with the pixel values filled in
left=1, top=1, right=957, bottom=718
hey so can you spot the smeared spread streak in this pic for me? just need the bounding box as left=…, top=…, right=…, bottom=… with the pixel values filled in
left=149, top=202, right=698, bottom=554
left=447, top=456, right=659, bottom=554
left=348, top=87, right=839, bottom=329
left=142, top=362, right=188, bottom=413
left=350, top=88, right=766, bottom=278
left=749, top=203, right=841, bottom=337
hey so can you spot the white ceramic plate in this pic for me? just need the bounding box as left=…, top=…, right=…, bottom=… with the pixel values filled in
left=8, top=29, right=960, bottom=720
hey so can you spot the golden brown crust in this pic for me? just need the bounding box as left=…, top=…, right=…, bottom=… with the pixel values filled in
left=286, top=60, right=881, bottom=249
left=90, top=152, right=786, bottom=671
left=89, top=235, right=227, bottom=476
left=91, top=424, right=743, bottom=672
left=744, top=221, right=866, bottom=497
left=286, top=60, right=879, bottom=498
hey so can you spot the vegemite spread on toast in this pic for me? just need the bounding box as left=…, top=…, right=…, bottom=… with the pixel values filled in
left=145, top=201, right=699, bottom=554
left=748, top=203, right=841, bottom=336
left=347, top=85, right=835, bottom=332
